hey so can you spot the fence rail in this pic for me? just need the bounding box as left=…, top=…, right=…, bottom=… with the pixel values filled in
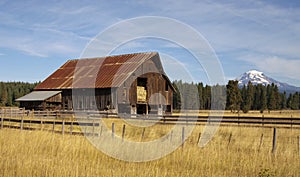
left=1, top=108, right=300, bottom=131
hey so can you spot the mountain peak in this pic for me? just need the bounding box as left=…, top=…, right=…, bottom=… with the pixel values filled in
left=246, top=70, right=263, bottom=75
left=236, top=70, right=300, bottom=93
left=237, top=70, right=270, bottom=86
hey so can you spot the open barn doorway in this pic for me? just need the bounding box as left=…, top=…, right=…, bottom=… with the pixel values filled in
left=136, top=103, right=147, bottom=115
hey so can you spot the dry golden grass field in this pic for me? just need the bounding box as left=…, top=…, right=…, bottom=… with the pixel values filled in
left=0, top=116, right=300, bottom=177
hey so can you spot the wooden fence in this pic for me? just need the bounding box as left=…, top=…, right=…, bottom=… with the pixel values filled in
left=0, top=107, right=300, bottom=154
left=1, top=108, right=300, bottom=130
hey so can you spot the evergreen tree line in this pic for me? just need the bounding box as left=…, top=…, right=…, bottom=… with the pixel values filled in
left=173, top=80, right=300, bottom=112
left=0, top=81, right=38, bottom=107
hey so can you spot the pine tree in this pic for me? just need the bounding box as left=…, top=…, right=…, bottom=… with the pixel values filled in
left=242, top=82, right=254, bottom=113
left=0, top=85, right=7, bottom=106
left=290, top=92, right=300, bottom=110
left=226, top=80, right=242, bottom=112
left=281, top=91, right=287, bottom=109
left=260, top=85, right=267, bottom=113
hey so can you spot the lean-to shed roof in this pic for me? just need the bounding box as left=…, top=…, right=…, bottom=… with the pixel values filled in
left=16, top=91, right=61, bottom=101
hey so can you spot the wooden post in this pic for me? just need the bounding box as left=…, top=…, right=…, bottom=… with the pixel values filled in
left=1, top=116, right=3, bottom=129
left=170, top=130, right=173, bottom=142
left=197, top=132, right=201, bottom=144
left=227, top=133, right=232, bottom=147
left=111, top=122, right=115, bottom=138
left=40, top=118, right=43, bottom=131
left=99, top=125, right=102, bottom=137
left=92, top=119, right=95, bottom=137
left=20, top=114, right=24, bottom=131
left=122, top=124, right=126, bottom=142
left=70, top=120, right=73, bottom=135
left=8, top=111, right=11, bottom=128
left=298, top=136, right=300, bottom=156
left=262, top=115, right=264, bottom=127
left=290, top=115, right=293, bottom=129
left=272, top=128, right=277, bottom=154
left=1, top=109, right=5, bottom=129
left=258, top=133, right=264, bottom=152
left=140, top=128, right=145, bottom=141
left=181, top=127, right=185, bottom=148
left=62, top=119, right=65, bottom=135
left=52, top=121, right=55, bottom=133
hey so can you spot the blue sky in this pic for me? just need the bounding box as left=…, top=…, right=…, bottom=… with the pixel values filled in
left=0, top=0, right=300, bottom=86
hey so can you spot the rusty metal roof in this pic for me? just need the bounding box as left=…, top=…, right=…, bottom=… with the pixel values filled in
left=35, top=52, right=163, bottom=90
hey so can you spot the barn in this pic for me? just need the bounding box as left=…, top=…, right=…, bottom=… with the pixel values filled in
left=17, top=52, right=174, bottom=115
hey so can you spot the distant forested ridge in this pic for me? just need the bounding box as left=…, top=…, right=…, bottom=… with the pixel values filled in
left=0, top=81, right=39, bottom=107
left=173, top=80, right=300, bottom=112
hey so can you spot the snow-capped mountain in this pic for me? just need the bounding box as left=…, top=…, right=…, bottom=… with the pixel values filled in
left=236, top=70, right=300, bottom=93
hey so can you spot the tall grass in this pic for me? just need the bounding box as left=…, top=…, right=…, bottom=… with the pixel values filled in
left=0, top=124, right=299, bottom=177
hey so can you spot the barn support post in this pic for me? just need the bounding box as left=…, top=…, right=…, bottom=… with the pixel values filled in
left=272, top=128, right=277, bottom=154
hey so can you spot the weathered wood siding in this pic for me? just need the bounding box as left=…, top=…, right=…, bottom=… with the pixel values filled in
left=62, top=88, right=117, bottom=111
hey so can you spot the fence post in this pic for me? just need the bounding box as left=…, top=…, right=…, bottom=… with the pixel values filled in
left=40, top=118, right=43, bottom=131
left=272, top=128, right=277, bottom=154
left=8, top=111, right=11, bottom=128
left=140, top=128, right=145, bottom=141
left=52, top=121, right=55, bottom=133
left=227, top=133, right=232, bottom=147
left=181, top=127, right=185, bottom=148
left=290, top=115, right=293, bottom=129
left=1, top=109, right=5, bottom=129
left=258, top=133, right=264, bottom=152
left=0, top=117, right=3, bottom=129
left=111, top=122, right=115, bottom=138
left=122, top=124, right=126, bottom=142
left=70, top=120, right=73, bottom=135
left=298, top=136, right=300, bottom=156
left=92, top=119, right=95, bottom=137
left=62, top=119, right=65, bottom=135
left=20, top=114, right=24, bottom=131
left=197, top=132, right=201, bottom=144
